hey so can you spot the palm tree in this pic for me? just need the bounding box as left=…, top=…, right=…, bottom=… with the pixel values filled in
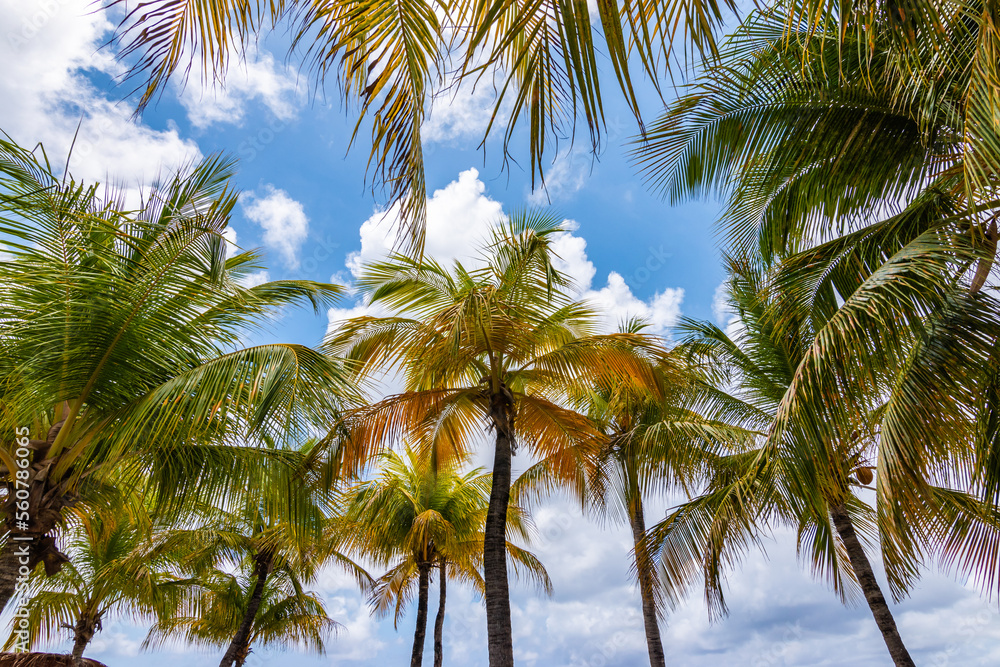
left=325, top=212, right=658, bottom=665
left=647, top=255, right=1000, bottom=666
left=104, top=0, right=741, bottom=250
left=340, top=447, right=550, bottom=667
left=0, top=136, right=357, bottom=613
left=632, top=5, right=1000, bottom=610
left=148, top=445, right=371, bottom=667
left=1, top=509, right=186, bottom=665
left=512, top=319, right=746, bottom=667
left=143, top=566, right=336, bottom=667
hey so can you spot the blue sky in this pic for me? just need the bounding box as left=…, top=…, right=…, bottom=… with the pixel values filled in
left=1, top=1, right=999, bottom=665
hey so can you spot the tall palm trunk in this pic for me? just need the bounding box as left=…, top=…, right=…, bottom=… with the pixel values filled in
left=0, top=538, right=26, bottom=614
left=71, top=634, right=89, bottom=666
left=0, top=424, right=73, bottom=613
left=411, top=561, right=432, bottom=667
left=434, top=560, right=447, bottom=667
left=70, top=615, right=97, bottom=666
left=485, top=389, right=515, bottom=667
left=219, top=553, right=271, bottom=667
left=0, top=501, right=70, bottom=613
left=628, top=494, right=666, bottom=667
left=830, top=503, right=915, bottom=667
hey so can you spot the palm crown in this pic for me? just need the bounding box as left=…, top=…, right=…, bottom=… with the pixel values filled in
left=0, top=136, right=357, bottom=611
left=326, top=212, right=659, bottom=665
left=339, top=446, right=549, bottom=666
left=648, top=254, right=1000, bottom=666
left=2, top=509, right=187, bottom=661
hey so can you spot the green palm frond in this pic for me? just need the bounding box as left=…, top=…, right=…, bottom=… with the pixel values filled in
left=0, top=137, right=357, bottom=597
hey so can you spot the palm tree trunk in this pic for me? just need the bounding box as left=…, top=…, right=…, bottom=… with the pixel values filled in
left=219, top=554, right=271, bottom=667
left=0, top=537, right=27, bottom=614
left=628, top=495, right=666, bottom=667
left=830, top=503, right=915, bottom=667
left=411, top=561, right=432, bottom=667
left=0, top=471, right=71, bottom=614
left=485, top=392, right=515, bottom=667
left=71, top=621, right=93, bottom=666
left=0, top=531, right=68, bottom=614
left=434, top=560, right=447, bottom=667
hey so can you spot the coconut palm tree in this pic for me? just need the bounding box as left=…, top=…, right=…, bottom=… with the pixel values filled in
left=509, top=319, right=749, bottom=667
left=143, top=565, right=335, bottom=667
left=1, top=509, right=187, bottom=665
left=647, top=255, right=1000, bottom=666
left=104, top=0, right=742, bottom=251
left=340, top=447, right=550, bottom=667
left=633, top=6, right=999, bottom=265
left=632, top=6, right=1000, bottom=611
left=325, top=212, right=659, bottom=665
left=0, top=136, right=357, bottom=613
left=146, top=444, right=371, bottom=667
left=567, top=334, right=749, bottom=667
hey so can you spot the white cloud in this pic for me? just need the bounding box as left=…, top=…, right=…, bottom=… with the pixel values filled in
left=178, top=49, right=304, bottom=129
left=587, top=273, right=684, bottom=335
left=243, top=185, right=310, bottom=268
left=712, top=277, right=744, bottom=340
left=313, top=562, right=389, bottom=662
left=339, top=170, right=683, bottom=337
left=346, top=168, right=505, bottom=277
left=222, top=227, right=240, bottom=259
left=552, top=227, right=684, bottom=335
left=712, top=279, right=731, bottom=324
left=326, top=301, right=390, bottom=336
left=550, top=227, right=597, bottom=290
left=0, top=0, right=201, bottom=190
left=238, top=270, right=270, bottom=288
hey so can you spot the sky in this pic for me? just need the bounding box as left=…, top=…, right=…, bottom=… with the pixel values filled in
left=1, top=1, right=999, bottom=665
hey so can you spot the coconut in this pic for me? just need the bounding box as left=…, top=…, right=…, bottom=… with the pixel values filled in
left=856, top=467, right=874, bottom=485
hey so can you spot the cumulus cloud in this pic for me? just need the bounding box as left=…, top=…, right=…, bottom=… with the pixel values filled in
left=243, top=185, right=310, bottom=268
left=551, top=227, right=684, bottom=335
left=178, top=49, right=304, bottom=129
left=237, top=270, right=270, bottom=288
left=346, top=168, right=505, bottom=276
left=0, top=0, right=200, bottom=189
left=336, top=169, right=684, bottom=338
left=587, top=273, right=684, bottom=334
